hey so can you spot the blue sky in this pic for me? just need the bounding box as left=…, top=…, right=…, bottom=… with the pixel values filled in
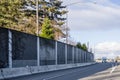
left=110, top=0, right=120, bottom=5
left=62, top=0, right=120, bottom=59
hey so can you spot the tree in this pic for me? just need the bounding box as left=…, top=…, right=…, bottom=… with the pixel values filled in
left=40, top=18, right=54, bottom=39
left=82, top=43, right=88, bottom=51
left=76, top=42, right=82, bottom=49
left=76, top=42, right=88, bottom=51
left=22, top=0, right=67, bottom=39
left=0, top=0, right=23, bottom=28
left=49, top=0, right=67, bottom=40
left=48, top=0, right=67, bottom=23
left=0, top=0, right=67, bottom=39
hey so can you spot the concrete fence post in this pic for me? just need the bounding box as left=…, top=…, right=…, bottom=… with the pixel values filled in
left=89, top=53, right=91, bottom=62
left=83, top=52, right=85, bottom=63
left=65, top=44, right=67, bottom=64
left=81, top=51, right=83, bottom=63
left=37, top=37, right=40, bottom=66
left=88, top=53, right=89, bottom=62
left=80, top=50, right=82, bottom=63
left=92, top=53, right=94, bottom=62
left=86, top=52, right=87, bottom=62
left=76, top=48, right=79, bottom=63
left=55, top=41, right=58, bottom=65
left=8, top=30, right=12, bottom=68
left=90, top=53, right=92, bottom=62
left=85, top=52, right=87, bottom=62
left=72, top=46, right=74, bottom=64
left=91, top=53, right=92, bottom=62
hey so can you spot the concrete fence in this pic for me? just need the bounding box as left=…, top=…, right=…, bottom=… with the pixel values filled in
left=0, top=27, right=95, bottom=79
left=0, top=27, right=94, bottom=68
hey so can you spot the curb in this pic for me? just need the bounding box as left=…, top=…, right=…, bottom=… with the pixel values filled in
left=0, top=62, right=96, bottom=80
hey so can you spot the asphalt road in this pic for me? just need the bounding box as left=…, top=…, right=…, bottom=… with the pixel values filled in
left=7, top=63, right=118, bottom=80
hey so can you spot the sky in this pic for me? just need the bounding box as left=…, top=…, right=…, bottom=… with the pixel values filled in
left=62, top=0, right=120, bottom=59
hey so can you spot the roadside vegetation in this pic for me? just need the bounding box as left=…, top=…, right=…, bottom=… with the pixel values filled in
left=0, top=0, right=67, bottom=40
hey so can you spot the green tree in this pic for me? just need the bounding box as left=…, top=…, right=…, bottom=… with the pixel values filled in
left=0, top=0, right=67, bottom=39
left=23, top=0, right=67, bottom=39
left=76, top=42, right=82, bottom=49
left=82, top=43, right=88, bottom=51
left=22, top=0, right=67, bottom=26
left=48, top=0, right=67, bottom=23
left=76, top=42, right=88, bottom=51
left=40, top=18, right=54, bottom=39
left=0, top=0, right=24, bottom=28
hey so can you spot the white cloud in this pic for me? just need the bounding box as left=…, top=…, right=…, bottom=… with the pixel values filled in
left=62, top=0, right=120, bottom=31
left=61, top=0, right=120, bottom=59
left=94, top=42, right=120, bottom=59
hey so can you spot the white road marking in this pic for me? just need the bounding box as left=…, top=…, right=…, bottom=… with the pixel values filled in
left=110, top=63, right=117, bottom=74
left=110, top=66, right=116, bottom=74
left=79, top=63, right=119, bottom=80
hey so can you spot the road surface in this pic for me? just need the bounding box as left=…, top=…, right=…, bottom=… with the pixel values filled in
left=8, top=63, right=119, bottom=80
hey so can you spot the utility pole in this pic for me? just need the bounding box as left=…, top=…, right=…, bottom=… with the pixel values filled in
left=66, top=7, right=68, bottom=44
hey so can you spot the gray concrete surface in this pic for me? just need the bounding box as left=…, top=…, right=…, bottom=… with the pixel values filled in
left=81, top=63, right=120, bottom=80
left=0, top=62, right=95, bottom=80
left=4, top=63, right=117, bottom=80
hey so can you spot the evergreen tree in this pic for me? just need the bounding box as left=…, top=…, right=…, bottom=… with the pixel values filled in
left=23, top=0, right=67, bottom=38
left=0, top=0, right=24, bottom=28
left=23, top=0, right=67, bottom=25
left=82, top=44, right=88, bottom=51
left=76, top=42, right=82, bottom=49
left=40, top=18, right=54, bottom=39
left=76, top=42, right=88, bottom=51
left=0, top=0, right=67, bottom=39
left=49, top=0, right=67, bottom=23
